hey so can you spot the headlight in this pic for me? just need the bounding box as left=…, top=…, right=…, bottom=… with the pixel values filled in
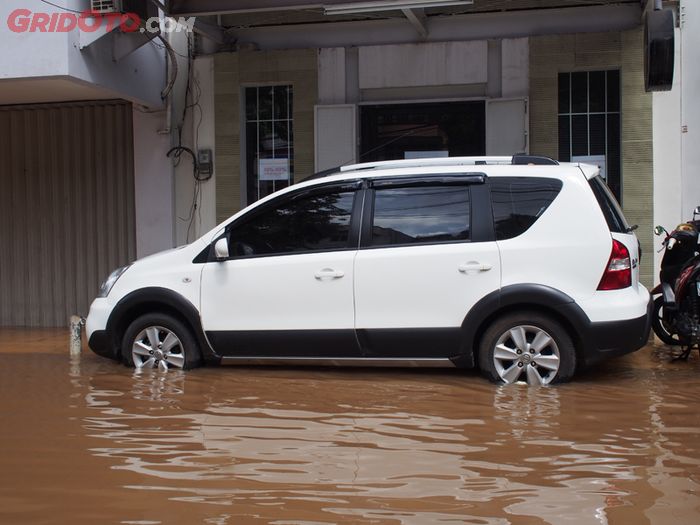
left=98, top=266, right=130, bottom=298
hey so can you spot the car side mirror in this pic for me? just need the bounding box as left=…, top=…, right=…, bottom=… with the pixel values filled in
left=214, top=238, right=229, bottom=261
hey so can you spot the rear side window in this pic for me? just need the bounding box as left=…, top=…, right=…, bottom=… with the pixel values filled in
left=371, top=185, right=470, bottom=247
left=588, top=175, right=629, bottom=233
left=491, top=177, right=562, bottom=240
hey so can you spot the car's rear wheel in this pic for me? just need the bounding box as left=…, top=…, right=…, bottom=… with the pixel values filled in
left=122, top=313, right=202, bottom=371
left=478, top=312, right=576, bottom=385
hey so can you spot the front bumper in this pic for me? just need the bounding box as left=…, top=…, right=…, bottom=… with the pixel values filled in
left=581, top=297, right=653, bottom=366
left=88, top=330, right=120, bottom=361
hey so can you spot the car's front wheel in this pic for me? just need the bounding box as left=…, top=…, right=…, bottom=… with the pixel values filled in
left=122, top=313, right=202, bottom=371
left=478, top=312, right=576, bottom=385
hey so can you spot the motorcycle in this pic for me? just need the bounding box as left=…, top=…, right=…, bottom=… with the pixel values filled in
left=652, top=206, right=700, bottom=358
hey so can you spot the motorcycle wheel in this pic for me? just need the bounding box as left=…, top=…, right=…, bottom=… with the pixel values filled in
left=652, top=296, right=684, bottom=346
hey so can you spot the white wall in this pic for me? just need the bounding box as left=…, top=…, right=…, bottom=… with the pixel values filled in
left=680, top=0, right=700, bottom=217
left=652, top=28, right=682, bottom=283
left=0, top=0, right=69, bottom=78
left=133, top=108, right=175, bottom=258
left=0, top=0, right=165, bottom=108
left=652, top=1, right=700, bottom=283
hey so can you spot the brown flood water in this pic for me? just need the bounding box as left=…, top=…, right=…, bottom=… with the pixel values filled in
left=1, top=329, right=699, bottom=524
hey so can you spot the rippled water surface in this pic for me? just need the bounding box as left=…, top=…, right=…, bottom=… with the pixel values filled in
left=1, top=329, right=700, bottom=524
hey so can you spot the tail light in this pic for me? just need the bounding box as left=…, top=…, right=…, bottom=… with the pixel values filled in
left=598, top=239, right=632, bottom=290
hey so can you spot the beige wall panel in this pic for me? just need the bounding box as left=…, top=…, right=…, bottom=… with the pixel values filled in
left=214, top=49, right=318, bottom=223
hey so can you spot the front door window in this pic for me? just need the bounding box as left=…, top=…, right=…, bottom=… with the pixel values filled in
left=228, top=189, right=357, bottom=258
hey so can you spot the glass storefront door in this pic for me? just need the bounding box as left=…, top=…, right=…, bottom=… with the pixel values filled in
left=359, top=101, right=485, bottom=162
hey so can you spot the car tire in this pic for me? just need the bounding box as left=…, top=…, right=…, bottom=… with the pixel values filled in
left=121, top=313, right=202, bottom=371
left=651, top=296, right=684, bottom=346
left=478, top=311, right=576, bottom=385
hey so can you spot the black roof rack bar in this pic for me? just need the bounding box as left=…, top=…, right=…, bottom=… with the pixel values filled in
left=511, top=154, right=559, bottom=165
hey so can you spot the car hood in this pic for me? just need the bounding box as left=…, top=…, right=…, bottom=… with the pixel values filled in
left=132, top=245, right=189, bottom=266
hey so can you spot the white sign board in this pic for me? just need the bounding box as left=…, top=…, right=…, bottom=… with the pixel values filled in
left=572, top=155, right=607, bottom=181
left=259, top=158, right=290, bottom=181
left=405, top=151, right=449, bottom=159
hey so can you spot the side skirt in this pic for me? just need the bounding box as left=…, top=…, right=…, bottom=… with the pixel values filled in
left=221, top=356, right=457, bottom=368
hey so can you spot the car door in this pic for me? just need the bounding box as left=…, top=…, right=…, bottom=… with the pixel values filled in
left=353, top=176, right=501, bottom=358
left=200, top=181, right=363, bottom=358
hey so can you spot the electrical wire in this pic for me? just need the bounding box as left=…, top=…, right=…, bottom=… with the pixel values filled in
left=170, top=34, right=209, bottom=243
left=157, top=34, right=179, bottom=100
left=39, top=0, right=83, bottom=14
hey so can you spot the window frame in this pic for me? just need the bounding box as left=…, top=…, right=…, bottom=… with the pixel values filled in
left=243, top=84, right=295, bottom=206
left=210, top=180, right=364, bottom=262
left=557, top=69, right=621, bottom=201
left=359, top=174, right=491, bottom=250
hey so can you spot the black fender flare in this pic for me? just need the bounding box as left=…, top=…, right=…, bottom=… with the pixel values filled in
left=106, top=287, right=218, bottom=363
left=458, top=284, right=592, bottom=367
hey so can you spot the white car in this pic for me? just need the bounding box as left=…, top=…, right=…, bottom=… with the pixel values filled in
left=87, top=155, right=652, bottom=385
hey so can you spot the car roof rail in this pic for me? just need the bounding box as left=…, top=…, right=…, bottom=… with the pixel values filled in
left=511, top=154, right=559, bottom=165
left=340, top=157, right=513, bottom=172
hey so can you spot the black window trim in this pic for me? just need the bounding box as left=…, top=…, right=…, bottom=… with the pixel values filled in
left=369, top=173, right=486, bottom=189
left=360, top=174, right=490, bottom=250
left=201, top=179, right=364, bottom=262
left=588, top=174, right=629, bottom=234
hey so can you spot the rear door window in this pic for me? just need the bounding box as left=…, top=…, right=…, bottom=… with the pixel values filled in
left=491, top=177, right=562, bottom=240
left=588, top=175, right=629, bottom=233
left=369, top=185, right=470, bottom=247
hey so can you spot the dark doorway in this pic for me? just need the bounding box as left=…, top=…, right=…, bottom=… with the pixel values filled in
left=359, top=101, right=485, bottom=163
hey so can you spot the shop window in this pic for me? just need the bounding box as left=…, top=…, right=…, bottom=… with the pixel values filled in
left=245, top=85, right=294, bottom=204
left=558, top=71, right=621, bottom=201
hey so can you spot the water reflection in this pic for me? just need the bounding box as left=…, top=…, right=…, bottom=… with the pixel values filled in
left=1, top=331, right=699, bottom=524
left=75, top=356, right=700, bottom=524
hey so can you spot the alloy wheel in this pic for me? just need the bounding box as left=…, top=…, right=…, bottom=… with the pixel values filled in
left=131, top=326, right=185, bottom=371
left=492, top=325, right=560, bottom=385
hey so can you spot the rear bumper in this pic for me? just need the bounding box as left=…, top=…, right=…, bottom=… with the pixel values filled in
left=580, top=297, right=653, bottom=366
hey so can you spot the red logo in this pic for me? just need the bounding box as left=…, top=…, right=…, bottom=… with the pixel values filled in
left=8, top=9, right=142, bottom=33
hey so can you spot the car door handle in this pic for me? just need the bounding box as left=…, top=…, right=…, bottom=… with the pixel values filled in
left=459, top=262, right=493, bottom=273
left=314, top=268, right=345, bottom=280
